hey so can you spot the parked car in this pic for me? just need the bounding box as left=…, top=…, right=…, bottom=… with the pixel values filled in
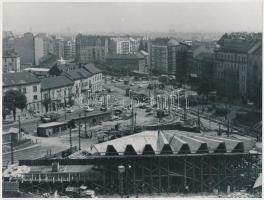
left=66, top=108, right=74, bottom=113
left=84, top=107, right=94, bottom=112
left=100, top=106, right=107, bottom=111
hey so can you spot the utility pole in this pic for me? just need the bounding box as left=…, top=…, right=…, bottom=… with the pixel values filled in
left=10, top=135, right=14, bottom=164
left=218, top=123, right=221, bottom=136
left=18, top=115, right=21, bottom=133
left=197, top=107, right=201, bottom=131
left=69, top=127, right=72, bottom=149
left=85, top=112, right=87, bottom=137
left=227, top=119, right=230, bottom=137
left=78, top=114, right=81, bottom=150
left=209, top=114, right=211, bottom=130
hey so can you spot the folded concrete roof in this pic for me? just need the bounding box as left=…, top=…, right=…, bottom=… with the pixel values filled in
left=70, top=130, right=252, bottom=158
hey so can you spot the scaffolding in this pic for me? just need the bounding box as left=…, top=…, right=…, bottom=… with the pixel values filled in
left=17, top=152, right=261, bottom=195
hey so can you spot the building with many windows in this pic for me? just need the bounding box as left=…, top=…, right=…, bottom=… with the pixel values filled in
left=214, top=33, right=262, bottom=102
left=105, top=53, right=145, bottom=75
left=83, top=63, right=103, bottom=92
left=2, top=51, right=21, bottom=73
left=64, top=37, right=76, bottom=60
left=75, top=34, right=109, bottom=64
left=34, top=34, right=49, bottom=66
left=150, top=38, right=189, bottom=82
left=64, top=68, right=92, bottom=104
left=109, top=37, right=140, bottom=55
left=3, top=71, right=41, bottom=113
left=40, top=75, right=74, bottom=112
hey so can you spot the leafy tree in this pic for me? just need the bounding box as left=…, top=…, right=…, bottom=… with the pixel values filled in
left=3, top=90, right=27, bottom=120
left=42, top=97, right=51, bottom=113
left=3, top=107, right=11, bottom=120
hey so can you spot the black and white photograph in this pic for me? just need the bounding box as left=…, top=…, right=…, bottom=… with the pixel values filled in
left=1, top=0, right=263, bottom=198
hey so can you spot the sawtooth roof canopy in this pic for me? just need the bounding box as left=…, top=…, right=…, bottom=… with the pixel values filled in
left=70, top=130, right=253, bottom=158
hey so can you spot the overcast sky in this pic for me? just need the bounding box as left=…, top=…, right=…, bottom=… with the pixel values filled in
left=3, top=1, right=263, bottom=34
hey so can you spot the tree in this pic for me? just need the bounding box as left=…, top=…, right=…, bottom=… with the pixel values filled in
left=42, top=97, right=51, bottom=113
left=3, top=90, right=27, bottom=120
left=3, top=107, right=11, bottom=120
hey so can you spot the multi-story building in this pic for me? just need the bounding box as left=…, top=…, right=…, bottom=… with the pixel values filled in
left=34, top=35, right=48, bottom=66
left=139, top=50, right=149, bottom=73
left=40, top=75, right=74, bottom=112
left=64, top=68, right=92, bottom=104
left=214, top=32, right=262, bottom=102
left=64, top=37, right=76, bottom=60
left=3, top=72, right=41, bottom=113
left=187, top=45, right=213, bottom=79
left=55, top=37, right=65, bottom=59
left=105, top=53, right=145, bottom=75
left=150, top=38, right=189, bottom=80
left=3, top=31, right=15, bottom=53
left=2, top=51, right=21, bottom=73
left=75, top=34, right=109, bottom=64
left=109, top=37, right=140, bottom=55
left=247, top=48, right=262, bottom=105
left=191, top=52, right=214, bottom=80
left=14, top=32, right=35, bottom=67
left=83, top=63, right=103, bottom=92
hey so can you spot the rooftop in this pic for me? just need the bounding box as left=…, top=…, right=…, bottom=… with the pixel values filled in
left=83, top=63, right=102, bottom=74
left=76, top=34, right=109, bottom=46
left=105, top=53, right=145, bottom=60
left=3, top=71, right=40, bottom=87
left=152, top=38, right=180, bottom=46
left=70, top=130, right=254, bottom=158
left=217, top=32, right=262, bottom=53
left=64, top=68, right=92, bottom=80
left=40, top=75, right=74, bottom=90
left=37, top=121, right=68, bottom=128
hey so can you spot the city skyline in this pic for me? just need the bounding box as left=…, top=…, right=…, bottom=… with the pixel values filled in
left=3, top=1, right=263, bottom=34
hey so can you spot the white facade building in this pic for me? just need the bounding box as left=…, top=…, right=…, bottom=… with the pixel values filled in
left=2, top=52, right=21, bottom=73
left=34, top=36, right=46, bottom=66
left=3, top=72, right=42, bottom=112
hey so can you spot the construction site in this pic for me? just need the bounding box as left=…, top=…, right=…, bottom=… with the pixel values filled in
left=3, top=126, right=262, bottom=198
left=2, top=81, right=262, bottom=198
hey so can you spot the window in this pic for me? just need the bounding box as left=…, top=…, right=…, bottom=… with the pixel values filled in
left=33, top=86, right=37, bottom=92
left=33, top=95, right=38, bottom=100
left=22, top=88, right=26, bottom=94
